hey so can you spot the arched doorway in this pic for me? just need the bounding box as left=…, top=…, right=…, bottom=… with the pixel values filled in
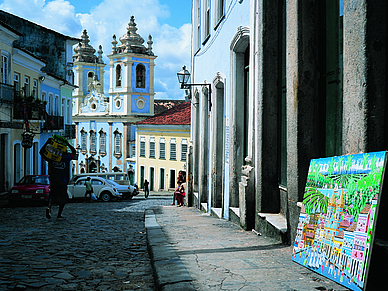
left=89, top=161, right=97, bottom=173
left=211, top=72, right=226, bottom=210
left=229, top=26, right=250, bottom=208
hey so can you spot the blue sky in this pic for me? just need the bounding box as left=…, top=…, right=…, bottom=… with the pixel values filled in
left=0, top=0, right=192, bottom=99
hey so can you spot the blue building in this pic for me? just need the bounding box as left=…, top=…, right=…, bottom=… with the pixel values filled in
left=72, top=17, right=156, bottom=179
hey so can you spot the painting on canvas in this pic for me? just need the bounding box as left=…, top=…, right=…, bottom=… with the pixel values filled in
left=292, top=151, right=387, bottom=291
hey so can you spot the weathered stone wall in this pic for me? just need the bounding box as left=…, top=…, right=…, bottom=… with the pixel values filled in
left=0, top=10, right=72, bottom=80
left=342, top=0, right=388, bottom=153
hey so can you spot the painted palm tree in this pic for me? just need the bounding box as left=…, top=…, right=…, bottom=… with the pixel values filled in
left=344, top=167, right=383, bottom=221
left=328, top=158, right=335, bottom=176
left=313, top=163, right=321, bottom=186
left=337, top=156, right=344, bottom=174
left=370, top=154, right=378, bottom=173
left=303, top=187, right=329, bottom=214
left=362, top=153, right=369, bottom=169
left=345, top=155, right=353, bottom=174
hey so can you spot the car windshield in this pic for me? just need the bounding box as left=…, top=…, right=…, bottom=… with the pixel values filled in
left=18, top=176, right=50, bottom=185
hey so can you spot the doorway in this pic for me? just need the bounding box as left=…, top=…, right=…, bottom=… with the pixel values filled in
left=160, top=168, right=165, bottom=190
left=140, top=166, right=145, bottom=188
left=169, top=169, right=176, bottom=189
left=150, top=167, right=154, bottom=191
left=0, top=134, right=6, bottom=192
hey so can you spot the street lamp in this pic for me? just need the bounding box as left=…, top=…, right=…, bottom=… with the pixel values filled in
left=177, top=65, right=211, bottom=111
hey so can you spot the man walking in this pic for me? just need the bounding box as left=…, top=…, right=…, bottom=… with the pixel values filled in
left=144, top=179, right=149, bottom=198
left=43, top=138, right=76, bottom=221
left=84, top=177, right=93, bottom=202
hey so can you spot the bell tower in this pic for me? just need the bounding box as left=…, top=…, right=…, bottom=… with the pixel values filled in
left=107, top=16, right=157, bottom=117
left=72, top=29, right=105, bottom=114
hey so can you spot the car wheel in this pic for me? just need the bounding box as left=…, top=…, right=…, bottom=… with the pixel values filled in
left=100, top=191, right=111, bottom=202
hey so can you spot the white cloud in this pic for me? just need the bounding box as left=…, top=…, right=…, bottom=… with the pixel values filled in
left=0, top=0, right=81, bottom=35
left=0, top=0, right=190, bottom=100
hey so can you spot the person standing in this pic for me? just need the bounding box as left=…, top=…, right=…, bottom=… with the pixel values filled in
left=44, top=139, right=76, bottom=221
left=84, top=177, right=93, bottom=202
left=144, top=179, right=149, bottom=198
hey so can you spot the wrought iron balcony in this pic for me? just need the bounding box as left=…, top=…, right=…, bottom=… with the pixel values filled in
left=13, top=100, right=45, bottom=121
left=42, top=115, right=64, bottom=131
left=0, top=82, right=15, bottom=105
left=63, top=124, right=76, bottom=139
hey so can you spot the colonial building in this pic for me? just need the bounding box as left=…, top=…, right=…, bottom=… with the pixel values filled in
left=72, top=16, right=157, bottom=178
left=134, top=102, right=191, bottom=191
left=187, top=0, right=388, bottom=248
left=0, top=12, right=78, bottom=192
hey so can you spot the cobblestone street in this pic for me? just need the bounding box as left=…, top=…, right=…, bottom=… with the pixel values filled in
left=0, top=196, right=172, bottom=291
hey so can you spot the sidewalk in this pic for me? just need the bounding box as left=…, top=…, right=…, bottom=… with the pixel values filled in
left=145, top=206, right=348, bottom=291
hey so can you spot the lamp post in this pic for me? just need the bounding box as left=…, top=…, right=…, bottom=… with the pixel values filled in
left=177, top=66, right=211, bottom=111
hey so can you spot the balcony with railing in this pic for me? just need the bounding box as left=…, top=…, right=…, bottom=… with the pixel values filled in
left=42, top=115, right=64, bottom=131
left=63, top=124, right=76, bottom=139
left=0, top=82, right=14, bottom=105
left=13, top=98, right=45, bottom=121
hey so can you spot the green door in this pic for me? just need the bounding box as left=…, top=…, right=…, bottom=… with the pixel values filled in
left=140, top=166, right=145, bottom=188
left=150, top=167, right=154, bottom=191
left=129, top=171, right=134, bottom=185
left=160, top=168, right=165, bottom=190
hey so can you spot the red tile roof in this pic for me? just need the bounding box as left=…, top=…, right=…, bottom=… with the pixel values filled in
left=137, top=102, right=191, bottom=125
left=154, top=100, right=186, bottom=115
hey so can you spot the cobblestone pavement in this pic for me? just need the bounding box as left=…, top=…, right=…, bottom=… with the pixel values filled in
left=0, top=195, right=172, bottom=291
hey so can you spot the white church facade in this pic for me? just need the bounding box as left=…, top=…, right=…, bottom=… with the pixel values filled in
left=72, top=16, right=156, bottom=183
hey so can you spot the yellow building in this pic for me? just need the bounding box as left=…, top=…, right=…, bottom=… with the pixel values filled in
left=1, top=22, right=46, bottom=190
left=134, top=102, right=191, bottom=191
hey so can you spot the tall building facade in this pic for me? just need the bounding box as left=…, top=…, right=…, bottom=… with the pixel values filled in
left=72, top=16, right=157, bottom=178
left=187, top=0, right=388, bottom=245
left=0, top=11, right=78, bottom=192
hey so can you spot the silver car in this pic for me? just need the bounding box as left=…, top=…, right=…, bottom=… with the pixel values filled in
left=67, top=176, right=122, bottom=202
left=105, top=179, right=139, bottom=199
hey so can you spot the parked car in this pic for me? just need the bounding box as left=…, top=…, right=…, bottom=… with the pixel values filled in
left=67, top=176, right=122, bottom=202
left=104, top=179, right=139, bottom=199
left=8, top=175, right=50, bottom=205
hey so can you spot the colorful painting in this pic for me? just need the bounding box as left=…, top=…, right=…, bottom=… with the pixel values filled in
left=292, top=151, right=387, bottom=291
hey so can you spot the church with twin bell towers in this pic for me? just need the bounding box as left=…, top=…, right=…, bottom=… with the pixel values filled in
left=72, top=16, right=157, bottom=181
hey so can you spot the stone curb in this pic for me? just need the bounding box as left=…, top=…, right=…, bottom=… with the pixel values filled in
left=145, top=209, right=194, bottom=291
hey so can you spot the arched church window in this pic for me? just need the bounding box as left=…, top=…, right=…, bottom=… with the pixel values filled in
left=80, top=128, right=87, bottom=154
left=116, top=64, right=122, bottom=87
left=136, top=64, right=145, bottom=88
left=90, top=130, right=96, bottom=155
left=113, top=128, right=122, bottom=158
left=87, top=72, right=94, bottom=92
left=99, top=128, right=107, bottom=157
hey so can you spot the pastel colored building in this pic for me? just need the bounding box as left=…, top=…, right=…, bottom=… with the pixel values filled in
left=0, top=13, right=78, bottom=192
left=134, top=102, right=191, bottom=191
left=72, top=17, right=156, bottom=177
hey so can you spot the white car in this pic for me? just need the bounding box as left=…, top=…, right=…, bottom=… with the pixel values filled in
left=67, top=176, right=122, bottom=202
left=104, top=179, right=139, bottom=199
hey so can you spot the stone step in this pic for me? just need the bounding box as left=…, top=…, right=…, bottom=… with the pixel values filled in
left=257, top=212, right=288, bottom=243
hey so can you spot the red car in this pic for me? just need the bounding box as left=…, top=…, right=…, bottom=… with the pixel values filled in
left=8, top=175, right=50, bottom=205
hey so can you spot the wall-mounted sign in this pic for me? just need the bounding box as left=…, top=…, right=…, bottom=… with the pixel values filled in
left=21, top=132, right=34, bottom=149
